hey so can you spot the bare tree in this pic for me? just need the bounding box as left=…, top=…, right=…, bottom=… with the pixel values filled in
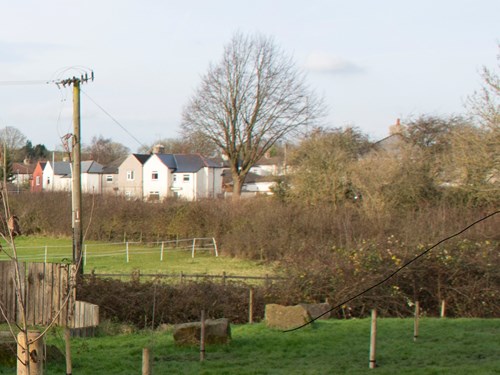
left=182, top=33, right=324, bottom=199
left=138, top=133, right=218, bottom=156
left=0, top=126, right=27, bottom=151
left=83, top=135, right=130, bottom=165
left=466, top=44, right=500, bottom=131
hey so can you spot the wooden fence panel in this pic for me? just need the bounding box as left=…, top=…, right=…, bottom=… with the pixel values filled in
left=71, top=301, right=99, bottom=337
left=0, top=261, right=24, bottom=323
left=1, top=261, right=92, bottom=333
left=0, top=261, right=76, bottom=326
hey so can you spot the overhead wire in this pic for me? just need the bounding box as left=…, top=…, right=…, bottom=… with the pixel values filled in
left=284, top=210, right=499, bottom=332
left=81, top=89, right=147, bottom=149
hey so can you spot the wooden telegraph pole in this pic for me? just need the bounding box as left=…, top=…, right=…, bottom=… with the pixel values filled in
left=57, top=72, right=94, bottom=276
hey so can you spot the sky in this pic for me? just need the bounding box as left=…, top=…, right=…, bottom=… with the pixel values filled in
left=0, top=0, right=498, bottom=153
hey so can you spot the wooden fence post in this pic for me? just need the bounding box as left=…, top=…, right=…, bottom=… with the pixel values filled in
left=414, top=301, right=420, bottom=342
left=222, top=271, right=227, bottom=286
left=126, top=242, right=129, bottom=263
left=249, top=288, right=254, bottom=324
left=369, top=309, right=377, bottom=369
left=64, top=327, right=72, bottom=375
left=142, top=348, right=151, bottom=375
left=200, top=310, right=206, bottom=362
left=440, top=300, right=446, bottom=318
left=160, top=242, right=164, bottom=262
left=17, top=330, right=43, bottom=375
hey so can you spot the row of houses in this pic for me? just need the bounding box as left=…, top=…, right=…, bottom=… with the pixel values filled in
left=26, top=152, right=230, bottom=201
left=14, top=149, right=283, bottom=200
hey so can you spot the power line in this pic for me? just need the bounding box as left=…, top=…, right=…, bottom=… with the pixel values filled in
left=284, top=210, right=500, bottom=332
left=0, top=80, right=54, bottom=86
left=81, top=89, right=146, bottom=149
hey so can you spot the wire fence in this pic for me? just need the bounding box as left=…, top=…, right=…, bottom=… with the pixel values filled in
left=0, top=237, right=218, bottom=265
left=85, top=271, right=285, bottom=286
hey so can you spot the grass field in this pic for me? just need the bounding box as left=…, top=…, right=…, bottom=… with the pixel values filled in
left=0, top=236, right=275, bottom=278
left=2, top=318, right=498, bottom=374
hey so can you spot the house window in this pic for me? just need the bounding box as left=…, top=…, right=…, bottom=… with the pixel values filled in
left=127, top=170, right=135, bottom=181
left=173, top=174, right=177, bottom=182
left=151, top=171, right=158, bottom=180
left=148, top=191, right=160, bottom=201
left=36, top=176, right=40, bottom=186
left=125, top=191, right=132, bottom=200
left=106, top=175, right=113, bottom=183
left=183, top=174, right=190, bottom=182
left=47, top=177, right=51, bottom=185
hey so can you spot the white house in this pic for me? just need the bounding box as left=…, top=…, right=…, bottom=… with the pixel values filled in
left=42, top=160, right=104, bottom=193
left=43, top=161, right=72, bottom=191
left=81, top=161, right=104, bottom=193
left=143, top=154, right=223, bottom=201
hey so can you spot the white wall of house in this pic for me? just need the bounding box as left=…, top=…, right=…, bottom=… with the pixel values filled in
left=42, top=163, right=71, bottom=192
left=81, top=173, right=102, bottom=194
left=174, top=172, right=196, bottom=200
left=42, top=163, right=53, bottom=191
left=242, top=181, right=275, bottom=194
left=143, top=155, right=171, bottom=201
left=197, top=167, right=223, bottom=199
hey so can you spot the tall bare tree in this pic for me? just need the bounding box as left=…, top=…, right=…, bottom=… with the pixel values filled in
left=182, top=33, right=324, bottom=199
left=83, top=135, right=130, bottom=165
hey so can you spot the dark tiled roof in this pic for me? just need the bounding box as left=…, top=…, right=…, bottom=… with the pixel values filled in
left=133, top=154, right=150, bottom=165
left=155, top=154, right=223, bottom=173
left=157, top=154, right=177, bottom=170
left=52, top=162, right=72, bottom=176
left=81, top=161, right=104, bottom=173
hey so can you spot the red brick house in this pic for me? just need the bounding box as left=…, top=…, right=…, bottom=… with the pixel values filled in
left=31, top=161, right=47, bottom=192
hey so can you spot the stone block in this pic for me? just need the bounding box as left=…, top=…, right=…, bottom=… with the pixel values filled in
left=173, top=318, right=231, bottom=346
left=265, top=304, right=312, bottom=329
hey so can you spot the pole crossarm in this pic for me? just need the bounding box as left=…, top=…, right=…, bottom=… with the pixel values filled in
left=55, top=71, right=94, bottom=88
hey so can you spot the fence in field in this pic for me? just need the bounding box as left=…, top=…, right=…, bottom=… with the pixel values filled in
left=1, top=237, right=218, bottom=265
left=87, top=271, right=284, bottom=286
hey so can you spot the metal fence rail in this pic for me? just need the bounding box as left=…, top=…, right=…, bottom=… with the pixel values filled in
left=0, top=237, right=218, bottom=264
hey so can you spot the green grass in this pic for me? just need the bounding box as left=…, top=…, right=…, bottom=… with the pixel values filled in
left=0, top=236, right=275, bottom=278
left=3, top=318, right=497, bottom=375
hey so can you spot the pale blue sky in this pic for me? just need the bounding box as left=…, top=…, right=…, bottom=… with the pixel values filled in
left=0, top=0, right=498, bottom=152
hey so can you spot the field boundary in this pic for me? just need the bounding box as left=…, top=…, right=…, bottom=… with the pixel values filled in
left=0, top=237, right=218, bottom=264
left=86, top=271, right=285, bottom=286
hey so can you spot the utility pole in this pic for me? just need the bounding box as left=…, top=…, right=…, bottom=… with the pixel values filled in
left=57, top=71, right=94, bottom=275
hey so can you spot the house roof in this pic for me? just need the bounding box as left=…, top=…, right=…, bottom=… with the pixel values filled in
left=50, top=161, right=104, bottom=176
left=133, top=154, right=150, bottom=165
left=81, top=161, right=104, bottom=174
left=37, top=161, right=47, bottom=171
left=174, top=154, right=220, bottom=173
left=154, top=154, right=222, bottom=173
left=52, top=161, right=72, bottom=176
left=11, top=162, right=36, bottom=174
left=156, top=154, right=177, bottom=169
left=372, top=133, right=406, bottom=153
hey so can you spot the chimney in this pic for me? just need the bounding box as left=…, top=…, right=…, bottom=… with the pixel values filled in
left=389, top=118, right=403, bottom=135
left=152, top=144, right=165, bottom=154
